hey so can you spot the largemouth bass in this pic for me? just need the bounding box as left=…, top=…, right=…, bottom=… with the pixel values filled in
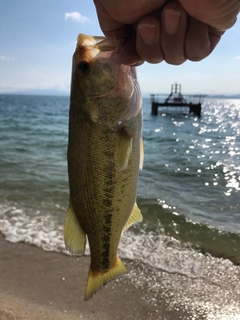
left=64, top=34, right=144, bottom=300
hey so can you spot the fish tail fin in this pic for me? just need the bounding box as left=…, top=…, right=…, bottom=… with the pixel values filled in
left=84, top=257, right=128, bottom=301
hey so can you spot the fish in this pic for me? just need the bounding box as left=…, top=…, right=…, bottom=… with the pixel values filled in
left=64, top=33, right=144, bottom=301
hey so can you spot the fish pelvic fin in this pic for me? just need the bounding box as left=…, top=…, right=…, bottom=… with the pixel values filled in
left=139, top=137, right=144, bottom=170
left=118, top=128, right=132, bottom=171
left=64, top=201, right=86, bottom=255
left=123, top=202, right=143, bottom=232
left=84, top=257, right=128, bottom=301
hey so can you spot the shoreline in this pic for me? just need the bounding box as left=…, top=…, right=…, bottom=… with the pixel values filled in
left=0, top=234, right=240, bottom=319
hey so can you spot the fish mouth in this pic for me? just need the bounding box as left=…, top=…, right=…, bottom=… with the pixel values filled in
left=77, top=35, right=117, bottom=59
left=94, top=37, right=117, bottom=52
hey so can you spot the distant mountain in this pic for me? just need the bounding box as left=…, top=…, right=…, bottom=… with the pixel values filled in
left=2, top=90, right=240, bottom=100
left=142, top=92, right=240, bottom=99
left=0, top=88, right=70, bottom=97
left=206, top=94, right=240, bottom=99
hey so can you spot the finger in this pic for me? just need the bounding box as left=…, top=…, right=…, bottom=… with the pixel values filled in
left=179, top=0, right=240, bottom=32
left=136, top=16, right=163, bottom=63
left=118, top=33, right=144, bottom=66
left=185, top=17, right=223, bottom=61
left=118, top=44, right=145, bottom=66
left=161, top=1, right=188, bottom=65
left=208, top=26, right=225, bottom=52
left=95, top=0, right=167, bottom=24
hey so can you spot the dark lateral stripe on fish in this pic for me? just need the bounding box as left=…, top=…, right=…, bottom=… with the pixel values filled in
left=100, top=213, right=113, bottom=270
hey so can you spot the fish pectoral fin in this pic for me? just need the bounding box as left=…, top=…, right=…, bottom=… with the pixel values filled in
left=139, top=137, right=144, bottom=170
left=85, top=257, right=128, bottom=301
left=64, top=201, right=86, bottom=255
left=123, top=202, right=143, bottom=232
left=118, top=128, right=133, bottom=171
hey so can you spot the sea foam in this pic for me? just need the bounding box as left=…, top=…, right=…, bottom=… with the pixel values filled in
left=0, top=203, right=236, bottom=282
left=0, top=204, right=68, bottom=254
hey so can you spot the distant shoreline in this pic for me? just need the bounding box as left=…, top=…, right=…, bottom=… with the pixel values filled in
left=1, top=92, right=240, bottom=99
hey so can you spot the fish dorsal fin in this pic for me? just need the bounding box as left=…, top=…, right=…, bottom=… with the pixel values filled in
left=139, top=137, right=144, bottom=170
left=64, top=201, right=86, bottom=255
left=123, top=202, right=143, bottom=232
left=118, top=128, right=132, bottom=171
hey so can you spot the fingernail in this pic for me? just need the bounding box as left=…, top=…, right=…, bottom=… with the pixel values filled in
left=138, top=23, right=158, bottom=45
left=129, top=60, right=144, bottom=67
left=163, top=9, right=181, bottom=34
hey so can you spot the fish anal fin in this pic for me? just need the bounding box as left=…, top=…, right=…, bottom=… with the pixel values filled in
left=64, top=201, right=86, bottom=255
left=85, top=257, right=128, bottom=301
left=118, top=128, right=132, bottom=171
left=123, top=202, right=143, bottom=232
left=139, top=137, right=144, bottom=170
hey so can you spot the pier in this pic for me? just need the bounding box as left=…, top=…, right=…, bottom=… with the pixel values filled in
left=151, top=83, right=205, bottom=117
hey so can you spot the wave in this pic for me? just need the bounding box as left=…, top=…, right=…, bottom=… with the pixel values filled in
left=1, top=201, right=240, bottom=273
left=137, top=199, right=240, bottom=265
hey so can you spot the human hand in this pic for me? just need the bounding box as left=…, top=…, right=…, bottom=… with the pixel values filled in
left=93, top=0, right=240, bottom=65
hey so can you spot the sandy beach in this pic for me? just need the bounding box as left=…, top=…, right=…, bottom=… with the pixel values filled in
left=0, top=234, right=183, bottom=320
left=0, top=234, right=157, bottom=320
left=0, top=233, right=240, bottom=320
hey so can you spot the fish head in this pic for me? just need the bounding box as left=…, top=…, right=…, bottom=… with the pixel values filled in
left=70, top=34, right=141, bottom=127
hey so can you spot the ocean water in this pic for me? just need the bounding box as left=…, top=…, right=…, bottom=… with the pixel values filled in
left=0, top=94, right=240, bottom=314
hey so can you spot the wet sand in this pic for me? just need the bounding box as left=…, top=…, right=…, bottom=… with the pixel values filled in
left=0, top=234, right=240, bottom=320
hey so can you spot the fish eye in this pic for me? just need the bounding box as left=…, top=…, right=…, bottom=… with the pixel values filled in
left=77, top=61, right=90, bottom=74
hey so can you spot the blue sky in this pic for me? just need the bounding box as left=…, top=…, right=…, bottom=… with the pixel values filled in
left=0, top=0, right=239, bottom=95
